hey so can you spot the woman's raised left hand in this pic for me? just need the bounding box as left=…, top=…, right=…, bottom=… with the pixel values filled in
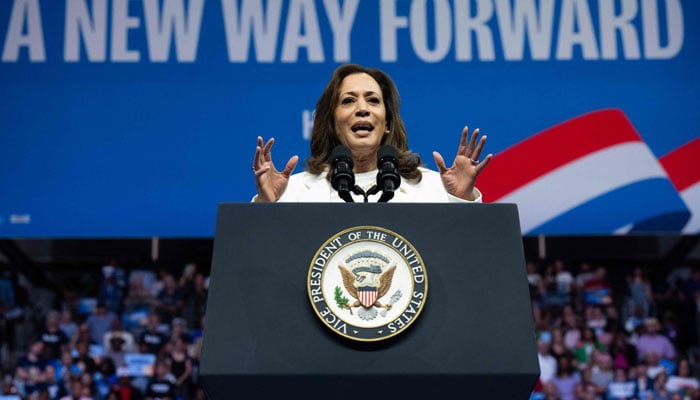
left=433, top=126, right=492, bottom=201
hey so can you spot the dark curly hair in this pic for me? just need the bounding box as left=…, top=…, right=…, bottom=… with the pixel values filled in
left=306, top=64, right=423, bottom=181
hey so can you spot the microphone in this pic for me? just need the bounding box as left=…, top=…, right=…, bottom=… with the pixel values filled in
left=376, top=145, right=401, bottom=202
left=330, top=145, right=355, bottom=203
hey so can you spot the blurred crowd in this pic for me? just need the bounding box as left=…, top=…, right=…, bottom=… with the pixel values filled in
left=530, top=259, right=700, bottom=400
left=1, top=256, right=699, bottom=400
left=0, top=261, right=208, bottom=400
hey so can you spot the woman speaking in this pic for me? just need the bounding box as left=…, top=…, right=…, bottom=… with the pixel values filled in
left=252, top=63, right=492, bottom=203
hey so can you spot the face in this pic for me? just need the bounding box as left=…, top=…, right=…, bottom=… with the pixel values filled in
left=334, top=73, right=387, bottom=158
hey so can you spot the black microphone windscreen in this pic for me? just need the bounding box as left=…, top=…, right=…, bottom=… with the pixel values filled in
left=331, top=145, right=353, bottom=165
left=331, top=145, right=355, bottom=192
left=377, top=145, right=399, bottom=166
left=376, top=145, right=401, bottom=193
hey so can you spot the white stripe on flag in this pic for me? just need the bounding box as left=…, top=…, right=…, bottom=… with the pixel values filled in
left=680, top=182, right=700, bottom=233
left=498, top=142, right=667, bottom=233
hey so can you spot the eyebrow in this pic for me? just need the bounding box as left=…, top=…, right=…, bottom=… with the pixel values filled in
left=341, top=90, right=380, bottom=97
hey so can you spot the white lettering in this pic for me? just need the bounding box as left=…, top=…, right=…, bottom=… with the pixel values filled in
left=495, top=0, right=554, bottom=60
left=111, top=0, right=140, bottom=61
left=454, top=0, right=494, bottom=61
left=380, top=0, right=408, bottom=62
left=410, top=0, right=451, bottom=62
left=64, top=0, right=107, bottom=62
left=222, top=0, right=282, bottom=62
left=555, top=0, right=599, bottom=60
left=2, top=0, right=45, bottom=62
left=281, top=0, right=324, bottom=62
left=144, top=0, right=204, bottom=62
left=302, top=109, right=314, bottom=140
left=642, top=0, right=683, bottom=59
left=323, top=0, right=358, bottom=62
left=599, top=0, right=640, bottom=60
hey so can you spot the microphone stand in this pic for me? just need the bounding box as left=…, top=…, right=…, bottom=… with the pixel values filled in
left=338, top=185, right=371, bottom=203
left=354, top=185, right=370, bottom=203
left=365, top=184, right=394, bottom=203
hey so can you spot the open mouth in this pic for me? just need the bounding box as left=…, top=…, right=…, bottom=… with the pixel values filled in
left=351, top=122, right=374, bottom=133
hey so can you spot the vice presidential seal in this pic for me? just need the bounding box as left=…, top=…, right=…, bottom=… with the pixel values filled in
left=307, top=226, right=428, bottom=342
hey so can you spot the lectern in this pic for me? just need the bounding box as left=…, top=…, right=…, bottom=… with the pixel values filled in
left=200, top=203, right=538, bottom=398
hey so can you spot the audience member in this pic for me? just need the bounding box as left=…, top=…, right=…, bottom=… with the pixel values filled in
left=104, top=333, right=130, bottom=370
left=14, top=338, right=54, bottom=398
left=589, top=352, right=615, bottom=398
left=180, top=271, right=207, bottom=333
left=138, top=315, right=168, bottom=358
left=631, top=362, right=655, bottom=399
left=681, top=268, right=700, bottom=304
left=605, top=367, right=635, bottom=400
left=95, top=357, right=119, bottom=399
left=58, top=375, right=92, bottom=400
left=104, top=318, right=137, bottom=354
left=627, top=267, right=654, bottom=319
left=39, top=310, right=70, bottom=362
left=70, top=323, right=96, bottom=350
left=574, top=262, right=595, bottom=305
left=665, top=358, right=699, bottom=398
left=636, top=318, right=676, bottom=362
left=573, top=381, right=598, bottom=400
left=573, top=326, right=606, bottom=370
left=2, top=373, right=21, bottom=397
left=644, top=351, right=668, bottom=381
left=154, top=275, right=183, bottom=325
left=99, top=265, right=126, bottom=315
left=59, top=309, right=79, bottom=341
left=552, top=355, right=581, bottom=400
left=145, top=360, right=175, bottom=400
left=527, top=261, right=543, bottom=296
left=52, top=349, right=81, bottom=398
left=72, top=340, right=98, bottom=376
left=550, top=327, right=575, bottom=361
left=148, top=269, right=166, bottom=300
left=555, top=259, right=575, bottom=302
left=583, top=267, right=613, bottom=307
left=652, top=371, right=671, bottom=399
left=86, top=302, right=118, bottom=347
left=537, top=333, right=558, bottom=386
left=166, top=336, right=193, bottom=400
left=607, top=329, right=638, bottom=370
left=585, top=305, right=608, bottom=336
left=123, top=274, right=155, bottom=316
left=114, top=370, right=145, bottom=400
left=561, top=305, right=582, bottom=350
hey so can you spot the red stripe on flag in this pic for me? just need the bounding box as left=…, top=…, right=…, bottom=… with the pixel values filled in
left=659, top=137, right=700, bottom=192
left=478, top=109, right=643, bottom=202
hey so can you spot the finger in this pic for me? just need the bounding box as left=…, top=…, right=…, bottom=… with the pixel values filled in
left=254, top=165, right=270, bottom=178
left=475, top=153, right=493, bottom=173
left=432, top=151, right=448, bottom=173
left=468, top=128, right=480, bottom=151
left=263, top=138, right=275, bottom=161
left=472, top=135, right=487, bottom=163
left=253, top=145, right=263, bottom=170
left=458, top=126, right=469, bottom=149
left=253, top=137, right=264, bottom=169
left=281, top=155, right=299, bottom=177
left=456, top=126, right=469, bottom=157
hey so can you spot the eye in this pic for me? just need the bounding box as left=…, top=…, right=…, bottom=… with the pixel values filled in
left=368, top=97, right=381, bottom=104
left=340, top=97, right=354, bottom=105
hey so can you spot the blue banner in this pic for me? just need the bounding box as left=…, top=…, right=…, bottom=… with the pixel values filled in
left=1, top=0, right=698, bottom=237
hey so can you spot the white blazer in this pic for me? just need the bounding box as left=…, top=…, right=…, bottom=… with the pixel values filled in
left=275, top=167, right=482, bottom=203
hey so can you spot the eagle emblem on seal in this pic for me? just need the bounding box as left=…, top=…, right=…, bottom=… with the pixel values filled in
left=337, top=251, right=397, bottom=317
